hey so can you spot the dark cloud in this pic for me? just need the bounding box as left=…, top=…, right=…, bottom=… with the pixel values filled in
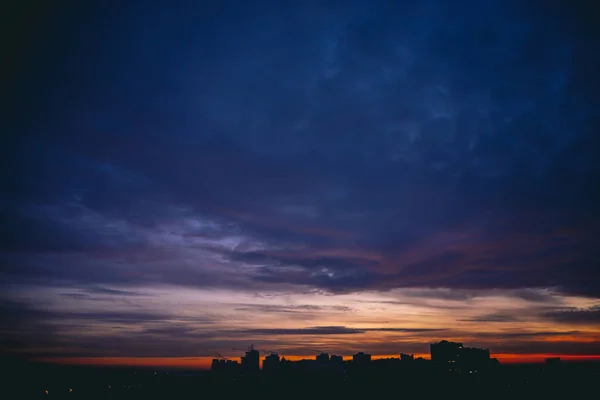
left=542, top=306, right=600, bottom=325
left=397, top=288, right=562, bottom=305
left=3, top=0, right=599, bottom=298
left=234, top=304, right=354, bottom=313
left=0, top=298, right=225, bottom=357
left=245, top=326, right=443, bottom=336
left=60, top=311, right=171, bottom=324
left=401, top=289, right=478, bottom=301
left=364, top=328, right=445, bottom=333
left=59, top=293, right=90, bottom=299
left=142, top=324, right=220, bottom=338
left=489, top=341, right=600, bottom=356
left=460, top=313, right=520, bottom=323
left=247, top=326, right=364, bottom=336
left=83, top=286, right=143, bottom=296
left=230, top=251, right=378, bottom=272
left=0, top=297, right=178, bottom=329
left=251, top=264, right=379, bottom=293
left=511, top=289, right=561, bottom=303
left=473, top=331, right=581, bottom=339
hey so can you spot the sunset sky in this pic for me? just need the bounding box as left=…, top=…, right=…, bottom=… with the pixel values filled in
left=2, top=0, right=599, bottom=368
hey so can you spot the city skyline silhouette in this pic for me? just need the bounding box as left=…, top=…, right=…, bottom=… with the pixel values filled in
left=3, top=338, right=598, bottom=398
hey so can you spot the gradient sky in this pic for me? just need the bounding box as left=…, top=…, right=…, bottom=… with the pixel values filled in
left=2, top=0, right=600, bottom=368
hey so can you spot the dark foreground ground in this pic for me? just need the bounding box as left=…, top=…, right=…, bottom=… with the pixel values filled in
left=3, top=357, right=599, bottom=399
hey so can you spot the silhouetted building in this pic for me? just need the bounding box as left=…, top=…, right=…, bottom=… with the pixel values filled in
left=353, top=352, right=371, bottom=366
left=211, top=358, right=239, bottom=377
left=545, top=357, right=561, bottom=369
left=430, top=340, right=491, bottom=372
left=10, top=347, right=598, bottom=396
left=241, top=345, right=260, bottom=375
left=316, top=352, right=330, bottom=363
left=263, top=353, right=280, bottom=372
left=211, top=358, right=239, bottom=370
left=430, top=340, right=463, bottom=365
left=330, top=354, right=343, bottom=364
left=461, top=347, right=490, bottom=371
left=401, top=353, right=414, bottom=361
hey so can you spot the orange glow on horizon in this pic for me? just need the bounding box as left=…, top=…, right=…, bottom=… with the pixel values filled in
left=492, top=354, right=600, bottom=363
left=35, top=353, right=600, bottom=369
left=37, top=357, right=214, bottom=369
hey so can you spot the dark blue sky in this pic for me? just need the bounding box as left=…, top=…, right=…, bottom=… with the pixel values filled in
left=2, top=1, right=599, bottom=362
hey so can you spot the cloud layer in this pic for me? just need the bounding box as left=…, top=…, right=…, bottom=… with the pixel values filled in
left=2, top=0, right=599, bottom=361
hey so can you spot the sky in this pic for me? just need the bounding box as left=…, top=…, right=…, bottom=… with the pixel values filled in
left=2, top=0, right=600, bottom=368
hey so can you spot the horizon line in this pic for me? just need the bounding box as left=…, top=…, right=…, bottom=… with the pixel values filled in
left=31, top=354, right=600, bottom=369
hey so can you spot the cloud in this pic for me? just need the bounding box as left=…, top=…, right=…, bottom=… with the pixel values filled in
left=246, top=326, right=364, bottom=335
left=245, top=326, right=443, bottom=336
left=460, top=313, right=520, bottom=323
left=542, top=306, right=600, bottom=325
left=473, top=331, right=582, bottom=339
left=511, top=289, right=562, bottom=303
left=59, top=293, right=90, bottom=299
left=489, top=341, right=600, bottom=356
left=83, top=286, right=143, bottom=296
left=2, top=0, right=600, bottom=361
left=364, top=328, right=445, bottom=333
left=233, top=304, right=354, bottom=313
left=230, top=251, right=379, bottom=272
left=3, top=0, right=599, bottom=298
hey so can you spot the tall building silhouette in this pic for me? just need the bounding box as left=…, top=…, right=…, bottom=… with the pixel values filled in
left=461, top=347, right=490, bottom=371
left=263, top=353, right=280, bottom=372
left=353, top=352, right=371, bottom=366
left=430, top=340, right=490, bottom=372
left=241, top=345, right=260, bottom=375
left=430, top=340, right=463, bottom=364
left=330, top=354, right=343, bottom=364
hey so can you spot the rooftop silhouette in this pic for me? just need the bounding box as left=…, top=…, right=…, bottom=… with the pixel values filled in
left=2, top=338, right=599, bottom=398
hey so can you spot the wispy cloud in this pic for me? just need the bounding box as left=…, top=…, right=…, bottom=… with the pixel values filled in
left=460, top=313, right=520, bottom=323
left=244, top=326, right=444, bottom=336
